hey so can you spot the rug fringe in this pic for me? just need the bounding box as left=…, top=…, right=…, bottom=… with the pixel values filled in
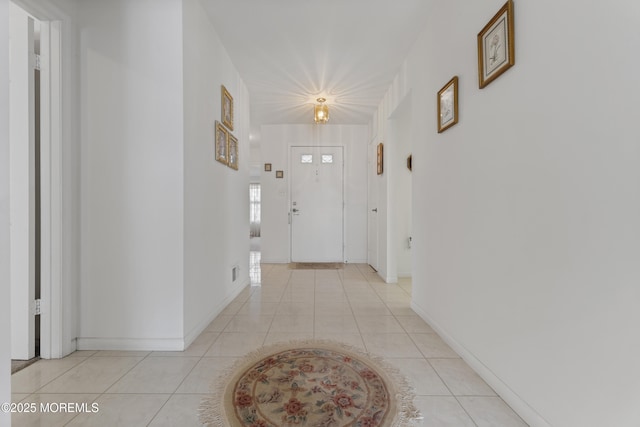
left=199, top=339, right=422, bottom=426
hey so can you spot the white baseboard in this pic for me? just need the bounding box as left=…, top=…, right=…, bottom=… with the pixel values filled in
left=382, top=273, right=398, bottom=284
left=78, top=278, right=251, bottom=353
left=410, top=301, right=551, bottom=427
left=182, top=277, right=250, bottom=349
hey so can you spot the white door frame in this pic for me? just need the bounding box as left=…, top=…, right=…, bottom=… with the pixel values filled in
left=9, top=4, right=36, bottom=360
left=38, top=18, right=64, bottom=360
left=12, top=0, right=67, bottom=359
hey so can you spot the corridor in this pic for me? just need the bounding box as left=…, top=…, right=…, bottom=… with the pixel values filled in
left=11, top=262, right=527, bottom=426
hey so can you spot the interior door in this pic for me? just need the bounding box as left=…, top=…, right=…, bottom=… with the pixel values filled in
left=367, top=140, right=379, bottom=270
left=291, top=146, right=343, bottom=262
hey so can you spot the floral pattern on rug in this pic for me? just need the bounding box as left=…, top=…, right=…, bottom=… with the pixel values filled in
left=231, top=347, right=391, bottom=427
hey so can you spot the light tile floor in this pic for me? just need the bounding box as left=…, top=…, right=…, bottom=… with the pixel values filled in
left=11, top=263, right=528, bottom=426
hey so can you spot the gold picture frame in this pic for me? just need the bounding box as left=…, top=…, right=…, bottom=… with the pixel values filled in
left=215, top=121, right=228, bottom=165
left=477, top=0, right=515, bottom=89
left=376, top=143, right=383, bottom=175
left=437, top=76, right=459, bottom=133
left=221, top=85, right=234, bottom=130
left=264, top=163, right=272, bottom=172
left=275, top=170, right=284, bottom=179
left=227, top=134, right=238, bottom=170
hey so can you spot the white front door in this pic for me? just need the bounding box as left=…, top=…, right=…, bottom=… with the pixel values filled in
left=290, top=146, right=343, bottom=262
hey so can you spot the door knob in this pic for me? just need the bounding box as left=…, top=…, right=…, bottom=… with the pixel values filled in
left=292, top=208, right=299, bottom=213
left=371, top=208, right=377, bottom=212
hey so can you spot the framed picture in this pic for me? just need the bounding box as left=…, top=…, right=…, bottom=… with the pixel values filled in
left=215, top=121, right=228, bottom=165
left=376, top=143, right=383, bottom=175
left=221, top=85, right=234, bottom=130
left=275, top=170, right=284, bottom=179
left=437, top=76, right=459, bottom=133
left=477, top=0, right=515, bottom=88
left=264, top=163, right=272, bottom=172
left=227, top=134, right=238, bottom=170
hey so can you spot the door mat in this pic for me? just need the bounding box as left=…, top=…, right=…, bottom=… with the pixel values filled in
left=289, top=262, right=344, bottom=270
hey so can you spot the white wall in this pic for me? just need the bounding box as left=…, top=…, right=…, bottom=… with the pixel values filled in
left=343, top=128, right=368, bottom=264
left=373, top=0, right=640, bottom=426
left=182, top=0, right=250, bottom=344
left=369, top=106, right=394, bottom=282
left=389, top=95, right=412, bottom=277
left=249, top=125, right=262, bottom=183
left=260, top=125, right=368, bottom=264
left=77, top=0, right=185, bottom=350
left=76, top=0, right=251, bottom=350
left=0, top=0, right=12, bottom=422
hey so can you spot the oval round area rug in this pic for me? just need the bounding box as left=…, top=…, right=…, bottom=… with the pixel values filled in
left=200, top=340, right=420, bottom=427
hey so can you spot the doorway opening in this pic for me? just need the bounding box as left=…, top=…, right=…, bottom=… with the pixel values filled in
left=34, top=15, right=41, bottom=360
left=10, top=1, right=41, bottom=370
left=249, top=182, right=261, bottom=285
left=249, top=183, right=261, bottom=240
left=11, top=0, right=67, bottom=366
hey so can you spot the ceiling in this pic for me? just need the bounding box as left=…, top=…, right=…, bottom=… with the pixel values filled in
left=201, top=0, right=432, bottom=126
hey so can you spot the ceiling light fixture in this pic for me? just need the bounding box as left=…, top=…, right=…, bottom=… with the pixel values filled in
left=314, top=97, right=329, bottom=124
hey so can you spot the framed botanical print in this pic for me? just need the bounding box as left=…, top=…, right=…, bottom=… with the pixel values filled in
left=221, top=85, right=234, bottom=130
left=275, top=170, right=284, bottom=179
left=377, top=143, right=383, bottom=175
left=437, top=76, right=459, bottom=133
left=264, top=163, right=272, bottom=172
left=477, top=0, right=515, bottom=88
left=227, top=134, right=238, bottom=170
left=215, top=121, right=228, bottom=165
